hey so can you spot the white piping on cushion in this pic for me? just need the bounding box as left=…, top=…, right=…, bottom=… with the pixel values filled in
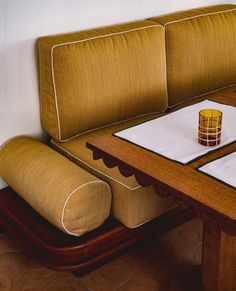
left=52, top=24, right=163, bottom=49
left=161, top=7, right=236, bottom=108
left=128, top=205, right=177, bottom=228
left=51, top=139, right=142, bottom=191
left=163, top=26, right=169, bottom=102
left=0, top=135, right=28, bottom=152
left=164, top=7, right=236, bottom=27
left=168, top=83, right=236, bottom=109
left=50, top=49, right=61, bottom=142
left=56, top=110, right=164, bottom=143
left=61, top=180, right=111, bottom=236
left=50, top=24, right=166, bottom=142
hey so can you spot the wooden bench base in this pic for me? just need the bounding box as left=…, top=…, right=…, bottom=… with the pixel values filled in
left=0, top=187, right=195, bottom=276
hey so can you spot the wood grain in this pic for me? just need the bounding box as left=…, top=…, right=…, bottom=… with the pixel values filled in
left=86, top=92, right=236, bottom=291
left=202, top=215, right=236, bottom=291
left=87, top=94, right=236, bottom=233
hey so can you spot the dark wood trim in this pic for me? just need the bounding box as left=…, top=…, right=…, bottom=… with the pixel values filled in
left=0, top=187, right=195, bottom=275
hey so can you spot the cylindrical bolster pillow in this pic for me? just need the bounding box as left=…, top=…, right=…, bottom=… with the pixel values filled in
left=0, top=136, right=111, bottom=236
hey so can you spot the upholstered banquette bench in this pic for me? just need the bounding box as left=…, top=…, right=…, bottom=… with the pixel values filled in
left=0, top=4, right=235, bottom=275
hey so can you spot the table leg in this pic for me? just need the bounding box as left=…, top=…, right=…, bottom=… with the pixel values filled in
left=202, top=217, right=236, bottom=291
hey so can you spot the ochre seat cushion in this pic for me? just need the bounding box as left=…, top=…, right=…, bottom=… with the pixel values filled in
left=0, top=136, right=111, bottom=236
left=149, top=4, right=236, bottom=106
left=38, top=20, right=167, bottom=141
left=51, top=113, right=176, bottom=228
left=51, top=85, right=236, bottom=228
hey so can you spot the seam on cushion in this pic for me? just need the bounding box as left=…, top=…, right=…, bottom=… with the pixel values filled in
left=52, top=24, right=163, bottom=49
left=128, top=205, right=177, bottom=228
left=50, top=48, right=61, bottom=142
left=168, top=83, right=236, bottom=109
left=161, top=7, right=236, bottom=109
left=61, top=180, right=111, bottom=236
left=58, top=110, right=163, bottom=142
left=0, top=135, right=28, bottom=152
left=50, top=24, right=165, bottom=142
left=163, top=25, right=169, bottom=101
left=51, top=139, right=141, bottom=191
left=164, top=7, right=236, bottom=27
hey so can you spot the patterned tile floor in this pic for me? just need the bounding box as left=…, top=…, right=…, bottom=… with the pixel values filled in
left=0, top=218, right=203, bottom=291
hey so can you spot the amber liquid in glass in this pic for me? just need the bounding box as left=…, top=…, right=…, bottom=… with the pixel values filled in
left=198, top=109, right=222, bottom=146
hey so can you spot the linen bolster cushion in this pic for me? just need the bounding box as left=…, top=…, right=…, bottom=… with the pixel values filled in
left=0, top=136, right=112, bottom=236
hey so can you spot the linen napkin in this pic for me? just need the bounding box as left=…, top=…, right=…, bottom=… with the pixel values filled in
left=114, top=100, right=236, bottom=164
left=198, top=151, right=236, bottom=188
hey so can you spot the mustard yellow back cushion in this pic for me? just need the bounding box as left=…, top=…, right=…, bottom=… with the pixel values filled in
left=150, top=4, right=236, bottom=106
left=38, top=20, right=167, bottom=141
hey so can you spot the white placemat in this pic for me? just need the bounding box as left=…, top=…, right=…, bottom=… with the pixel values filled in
left=114, top=100, right=236, bottom=164
left=198, top=151, right=236, bottom=188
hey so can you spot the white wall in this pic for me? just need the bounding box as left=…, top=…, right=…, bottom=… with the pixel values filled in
left=0, top=0, right=231, bottom=189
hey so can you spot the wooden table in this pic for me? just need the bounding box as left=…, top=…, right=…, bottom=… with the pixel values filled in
left=87, top=94, right=236, bottom=291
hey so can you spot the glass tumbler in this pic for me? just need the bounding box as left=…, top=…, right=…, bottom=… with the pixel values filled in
left=198, top=109, right=223, bottom=146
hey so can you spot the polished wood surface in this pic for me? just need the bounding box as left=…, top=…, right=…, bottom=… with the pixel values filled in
left=0, top=187, right=195, bottom=276
left=86, top=92, right=236, bottom=291
left=88, top=133, right=236, bottom=226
